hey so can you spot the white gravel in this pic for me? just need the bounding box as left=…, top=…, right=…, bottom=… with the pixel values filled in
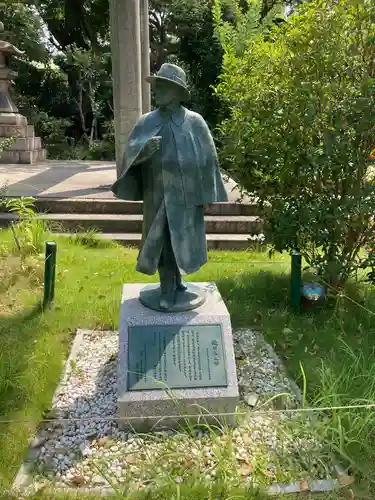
left=22, top=329, right=338, bottom=495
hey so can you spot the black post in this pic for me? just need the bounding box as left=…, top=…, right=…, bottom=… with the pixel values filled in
left=291, top=250, right=302, bottom=313
left=43, top=242, right=57, bottom=307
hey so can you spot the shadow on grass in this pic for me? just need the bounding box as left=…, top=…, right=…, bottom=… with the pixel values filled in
left=0, top=302, right=45, bottom=417
left=0, top=299, right=77, bottom=475
left=217, top=269, right=293, bottom=328
left=0, top=301, right=54, bottom=487
left=216, top=268, right=375, bottom=388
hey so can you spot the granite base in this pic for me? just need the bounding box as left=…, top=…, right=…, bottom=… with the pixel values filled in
left=118, top=282, right=239, bottom=430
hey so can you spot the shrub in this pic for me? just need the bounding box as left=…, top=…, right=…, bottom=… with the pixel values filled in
left=5, top=197, right=49, bottom=256
left=215, top=0, right=375, bottom=289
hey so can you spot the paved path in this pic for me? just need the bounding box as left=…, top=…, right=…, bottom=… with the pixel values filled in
left=0, top=160, right=249, bottom=202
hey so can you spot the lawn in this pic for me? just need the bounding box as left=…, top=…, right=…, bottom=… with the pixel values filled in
left=0, top=226, right=372, bottom=499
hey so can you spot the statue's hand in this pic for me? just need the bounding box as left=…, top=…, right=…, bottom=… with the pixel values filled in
left=143, top=136, right=162, bottom=158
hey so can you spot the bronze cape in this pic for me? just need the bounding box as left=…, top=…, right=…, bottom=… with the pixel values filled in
left=111, top=106, right=228, bottom=276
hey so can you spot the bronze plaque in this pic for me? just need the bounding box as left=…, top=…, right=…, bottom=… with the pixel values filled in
left=127, top=324, right=227, bottom=390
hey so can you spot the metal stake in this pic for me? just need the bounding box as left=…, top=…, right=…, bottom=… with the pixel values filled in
left=43, top=242, right=57, bottom=307
left=291, top=250, right=302, bottom=313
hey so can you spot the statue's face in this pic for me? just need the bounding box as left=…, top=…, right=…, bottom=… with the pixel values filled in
left=153, top=80, right=181, bottom=106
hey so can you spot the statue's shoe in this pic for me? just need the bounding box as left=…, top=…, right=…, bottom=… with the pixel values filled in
left=159, top=292, right=176, bottom=311
left=176, top=280, right=188, bottom=291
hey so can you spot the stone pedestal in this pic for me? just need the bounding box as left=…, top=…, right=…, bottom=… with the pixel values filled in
left=118, top=282, right=239, bottom=430
left=0, top=116, right=46, bottom=164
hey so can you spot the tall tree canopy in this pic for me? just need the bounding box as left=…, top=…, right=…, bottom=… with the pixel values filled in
left=2, top=0, right=288, bottom=156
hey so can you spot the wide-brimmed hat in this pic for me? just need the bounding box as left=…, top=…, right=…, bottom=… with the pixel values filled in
left=146, top=63, right=190, bottom=101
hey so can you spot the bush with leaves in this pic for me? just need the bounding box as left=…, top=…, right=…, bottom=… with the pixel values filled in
left=215, top=0, right=375, bottom=289
left=5, top=197, right=49, bottom=256
left=0, top=137, right=15, bottom=154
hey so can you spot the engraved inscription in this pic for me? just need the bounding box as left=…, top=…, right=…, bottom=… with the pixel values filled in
left=127, top=324, right=227, bottom=391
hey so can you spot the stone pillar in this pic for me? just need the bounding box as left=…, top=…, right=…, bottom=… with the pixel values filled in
left=109, top=0, right=142, bottom=177
left=140, top=0, right=151, bottom=114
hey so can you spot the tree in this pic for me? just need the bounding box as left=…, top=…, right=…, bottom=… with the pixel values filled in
left=215, top=0, right=375, bottom=288
left=162, top=0, right=285, bottom=126
left=168, top=0, right=223, bottom=126
left=4, top=0, right=289, bottom=158
left=36, top=0, right=112, bottom=144
left=1, top=2, right=49, bottom=62
left=36, top=0, right=110, bottom=52
left=2, top=2, right=74, bottom=155
left=149, top=0, right=176, bottom=72
left=5, top=0, right=115, bottom=155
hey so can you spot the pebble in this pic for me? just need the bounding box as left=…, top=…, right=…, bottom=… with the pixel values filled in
left=92, top=475, right=106, bottom=485
left=70, top=475, right=85, bottom=486
left=32, top=436, right=47, bottom=449
left=31, top=329, right=330, bottom=491
left=245, top=393, right=259, bottom=407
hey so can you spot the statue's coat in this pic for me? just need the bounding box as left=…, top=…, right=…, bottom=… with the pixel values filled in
left=111, top=106, right=228, bottom=275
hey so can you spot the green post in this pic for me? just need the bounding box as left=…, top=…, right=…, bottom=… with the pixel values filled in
left=291, top=250, right=302, bottom=313
left=43, top=242, right=57, bottom=307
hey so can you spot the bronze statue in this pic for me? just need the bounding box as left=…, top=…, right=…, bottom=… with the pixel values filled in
left=112, top=63, right=228, bottom=312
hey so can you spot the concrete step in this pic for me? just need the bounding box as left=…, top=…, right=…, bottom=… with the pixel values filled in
left=0, top=197, right=260, bottom=216
left=0, top=213, right=262, bottom=234
left=59, top=232, right=261, bottom=251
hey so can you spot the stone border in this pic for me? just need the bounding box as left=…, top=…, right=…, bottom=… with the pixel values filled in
left=11, top=329, right=352, bottom=497
left=260, top=339, right=303, bottom=405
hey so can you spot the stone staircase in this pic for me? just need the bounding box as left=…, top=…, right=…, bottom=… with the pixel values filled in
left=0, top=197, right=263, bottom=250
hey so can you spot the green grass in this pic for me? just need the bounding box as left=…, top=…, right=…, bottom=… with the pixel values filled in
left=0, top=226, right=373, bottom=498
left=4, top=489, right=351, bottom=500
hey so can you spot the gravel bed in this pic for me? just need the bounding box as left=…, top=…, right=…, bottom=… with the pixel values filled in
left=17, top=329, right=342, bottom=496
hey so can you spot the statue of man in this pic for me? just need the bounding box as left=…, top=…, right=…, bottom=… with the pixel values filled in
left=111, top=63, right=228, bottom=311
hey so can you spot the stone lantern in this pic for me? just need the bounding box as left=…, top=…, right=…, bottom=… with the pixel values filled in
left=0, top=22, right=46, bottom=163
